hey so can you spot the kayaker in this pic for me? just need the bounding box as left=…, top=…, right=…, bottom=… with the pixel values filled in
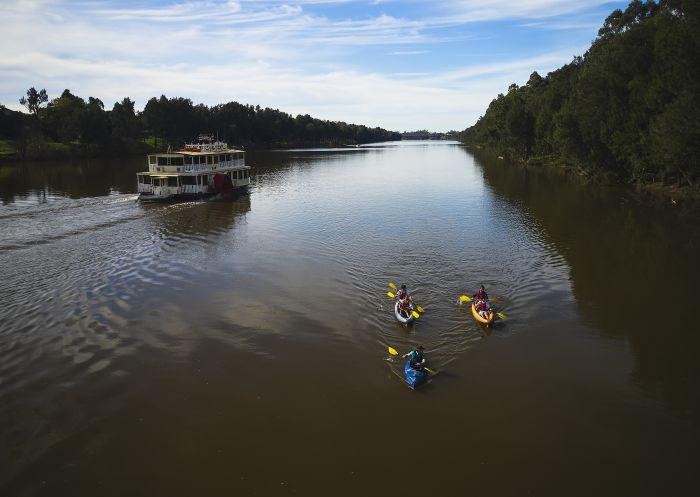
left=396, top=284, right=414, bottom=318
left=396, top=284, right=412, bottom=302
left=403, top=345, right=427, bottom=369
left=475, top=299, right=491, bottom=319
left=472, top=285, right=489, bottom=302
left=398, top=298, right=412, bottom=318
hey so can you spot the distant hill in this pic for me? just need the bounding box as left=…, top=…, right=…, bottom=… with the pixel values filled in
left=401, top=130, right=456, bottom=140
left=457, top=0, right=700, bottom=188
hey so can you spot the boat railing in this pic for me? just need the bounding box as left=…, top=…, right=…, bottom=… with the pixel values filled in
left=181, top=185, right=201, bottom=194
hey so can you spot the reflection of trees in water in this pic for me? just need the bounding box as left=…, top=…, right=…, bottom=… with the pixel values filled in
left=247, top=149, right=376, bottom=189
left=471, top=149, right=700, bottom=420
left=0, top=157, right=144, bottom=204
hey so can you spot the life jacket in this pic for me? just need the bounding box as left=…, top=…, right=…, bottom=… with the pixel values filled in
left=408, top=350, right=424, bottom=366
left=476, top=290, right=487, bottom=300
left=399, top=298, right=411, bottom=310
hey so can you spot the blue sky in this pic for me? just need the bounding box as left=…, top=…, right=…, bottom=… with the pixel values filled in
left=0, top=0, right=629, bottom=132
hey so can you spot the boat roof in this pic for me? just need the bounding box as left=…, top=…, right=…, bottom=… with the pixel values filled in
left=149, top=149, right=245, bottom=157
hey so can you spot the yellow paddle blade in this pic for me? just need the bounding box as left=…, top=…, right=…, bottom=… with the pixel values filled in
left=388, top=346, right=399, bottom=356
left=497, top=312, right=508, bottom=320
left=389, top=282, right=397, bottom=290
left=425, top=367, right=438, bottom=376
left=416, top=305, right=425, bottom=313
left=387, top=291, right=395, bottom=298
left=412, top=310, right=420, bottom=319
left=459, top=295, right=472, bottom=302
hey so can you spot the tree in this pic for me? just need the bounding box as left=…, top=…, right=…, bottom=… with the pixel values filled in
left=81, top=96, right=112, bottom=146
left=19, top=87, right=48, bottom=114
left=110, top=97, right=140, bottom=139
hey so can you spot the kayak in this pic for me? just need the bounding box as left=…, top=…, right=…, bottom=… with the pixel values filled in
left=394, top=301, right=415, bottom=324
left=471, top=301, right=494, bottom=325
left=404, top=361, right=428, bottom=389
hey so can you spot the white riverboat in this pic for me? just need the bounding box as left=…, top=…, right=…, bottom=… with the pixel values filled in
left=136, top=136, right=251, bottom=202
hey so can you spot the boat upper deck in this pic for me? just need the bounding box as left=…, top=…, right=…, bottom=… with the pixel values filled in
left=142, top=140, right=248, bottom=175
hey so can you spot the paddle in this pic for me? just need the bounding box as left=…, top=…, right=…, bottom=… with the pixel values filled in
left=460, top=294, right=499, bottom=303
left=387, top=347, right=437, bottom=375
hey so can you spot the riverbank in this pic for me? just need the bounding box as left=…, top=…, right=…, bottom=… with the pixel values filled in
left=468, top=146, right=700, bottom=207
left=0, top=137, right=396, bottom=163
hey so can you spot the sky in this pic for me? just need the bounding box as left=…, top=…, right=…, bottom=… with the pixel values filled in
left=0, top=0, right=630, bottom=132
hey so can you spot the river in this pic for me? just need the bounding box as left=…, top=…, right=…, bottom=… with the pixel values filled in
left=1, top=141, right=698, bottom=496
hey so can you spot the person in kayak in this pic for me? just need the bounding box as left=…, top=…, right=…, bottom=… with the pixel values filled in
left=403, top=345, right=427, bottom=369
left=396, top=284, right=412, bottom=302
left=472, top=285, right=489, bottom=302
left=396, top=284, right=414, bottom=318
left=475, top=299, right=492, bottom=319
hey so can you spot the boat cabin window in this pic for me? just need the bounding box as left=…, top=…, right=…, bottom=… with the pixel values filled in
left=167, top=177, right=178, bottom=186
left=206, top=156, right=213, bottom=165
left=184, top=156, right=193, bottom=165
left=149, top=156, right=156, bottom=165
left=170, top=157, right=184, bottom=166
left=157, top=157, right=169, bottom=166
left=219, top=154, right=226, bottom=162
left=180, top=176, right=196, bottom=185
left=138, top=175, right=152, bottom=184
left=200, top=175, right=208, bottom=184
left=213, top=155, right=219, bottom=164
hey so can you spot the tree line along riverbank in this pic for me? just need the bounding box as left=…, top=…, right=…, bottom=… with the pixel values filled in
left=456, top=0, right=700, bottom=195
left=0, top=94, right=401, bottom=161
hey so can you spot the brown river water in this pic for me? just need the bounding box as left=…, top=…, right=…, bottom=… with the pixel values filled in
left=1, top=141, right=699, bottom=496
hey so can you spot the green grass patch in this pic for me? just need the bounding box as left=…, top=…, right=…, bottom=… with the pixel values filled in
left=0, top=139, right=17, bottom=157
left=143, top=136, right=164, bottom=148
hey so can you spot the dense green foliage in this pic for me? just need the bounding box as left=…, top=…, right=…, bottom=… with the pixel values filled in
left=0, top=92, right=400, bottom=160
left=458, top=0, right=700, bottom=186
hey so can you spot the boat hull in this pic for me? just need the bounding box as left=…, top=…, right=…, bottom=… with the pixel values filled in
left=137, top=186, right=248, bottom=203
left=471, top=302, right=495, bottom=325
left=404, top=361, right=428, bottom=389
left=394, top=301, right=415, bottom=324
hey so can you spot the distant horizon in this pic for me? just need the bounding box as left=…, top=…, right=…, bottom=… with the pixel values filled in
left=0, top=1, right=629, bottom=132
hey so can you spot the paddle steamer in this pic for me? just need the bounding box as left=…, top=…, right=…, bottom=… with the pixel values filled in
left=136, top=135, right=251, bottom=202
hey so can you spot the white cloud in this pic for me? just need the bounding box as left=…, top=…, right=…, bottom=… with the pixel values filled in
left=390, top=50, right=429, bottom=56
left=0, top=0, right=622, bottom=131
left=440, top=0, right=618, bottom=21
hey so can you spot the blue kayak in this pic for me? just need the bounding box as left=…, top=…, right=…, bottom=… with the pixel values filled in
left=404, top=361, right=428, bottom=389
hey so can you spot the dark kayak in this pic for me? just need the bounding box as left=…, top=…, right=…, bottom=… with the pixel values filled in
left=404, top=361, right=428, bottom=389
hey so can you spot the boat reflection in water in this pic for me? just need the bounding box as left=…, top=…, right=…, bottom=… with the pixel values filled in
left=139, top=193, right=252, bottom=242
